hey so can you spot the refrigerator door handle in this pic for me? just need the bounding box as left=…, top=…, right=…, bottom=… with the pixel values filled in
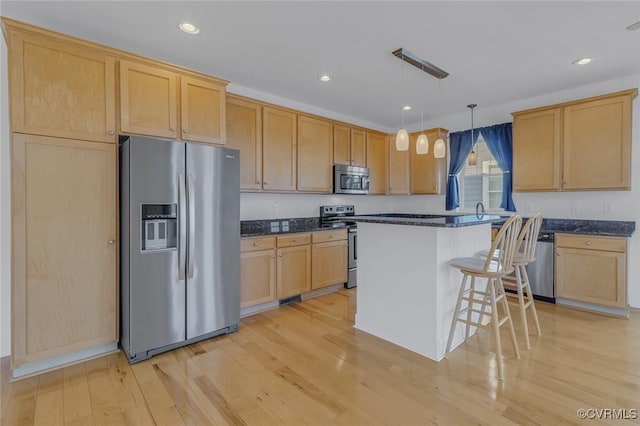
left=187, top=173, right=196, bottom=279
left=178, top=173, right=187, bottom=280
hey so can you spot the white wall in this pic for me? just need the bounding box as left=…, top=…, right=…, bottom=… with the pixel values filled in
left=1, top=33, right=11, bottom=357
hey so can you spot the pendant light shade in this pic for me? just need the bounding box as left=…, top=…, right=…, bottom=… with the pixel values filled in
left=396, top=128, right=409, bottom=151
left=434, top=138, right=446, bottom=158
left=468, top=150, right=477, bottom=165
left=416, top=133, right=429, bottom=154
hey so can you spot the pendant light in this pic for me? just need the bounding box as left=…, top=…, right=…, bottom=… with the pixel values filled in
left=396, top=108, right=409, bottom=151
left=416, top=74, right=429, bottom=155
left=433, top=80, right=446, bottom=158
left=467, top=103, right=477, bottom=166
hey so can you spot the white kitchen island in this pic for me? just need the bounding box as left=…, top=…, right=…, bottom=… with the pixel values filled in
left=353, top=214, right=503, bottom=361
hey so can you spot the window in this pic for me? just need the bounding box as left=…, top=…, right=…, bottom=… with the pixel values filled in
left=460, top=135, right=503, bottom=211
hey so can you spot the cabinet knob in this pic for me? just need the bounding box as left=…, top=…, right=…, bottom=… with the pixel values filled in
left=586, top=241, right=591, bottom=246
left=557, top=252, right=560, bottom=256
left=183, top=129, right=189, bottom=134
left=329, top=235, right=333, bottom=239
left=278, top=253, right=283, bottom=257
left=256, top=180, right=260, bottom=184
left=253, top=242, right=259, bottom=246
left=263, top=181, right=268, bottom=186
left=271, top=255, right=275, bottom=259
left=107, top=130, right=115, bottom=136
left=292, top=239, right=297, bottom=242
left=108, top=240, right=115, bottom=245
left=170, top=127, right=176, bottom=132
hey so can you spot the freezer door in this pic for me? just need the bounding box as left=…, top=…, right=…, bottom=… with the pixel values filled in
left=124, top=136, right=186, bottom=355
left=186, top=144, right=240, bottom=339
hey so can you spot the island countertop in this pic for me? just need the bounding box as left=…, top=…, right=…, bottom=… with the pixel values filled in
left=350, top=213, right=503, bottom=228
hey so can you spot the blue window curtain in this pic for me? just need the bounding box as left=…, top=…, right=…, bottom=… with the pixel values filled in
left=445, top=129, right=476, bottom=210
left=479, top=122, right=516, bottom=212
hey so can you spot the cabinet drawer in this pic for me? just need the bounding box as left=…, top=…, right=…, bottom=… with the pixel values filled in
left=277, top=233, right=311, bottom=248
left=312, top=229, right=348, bottom=243
left=556, top=234, right=626, bottom=252
left=241, top=236, right=276, bottom=252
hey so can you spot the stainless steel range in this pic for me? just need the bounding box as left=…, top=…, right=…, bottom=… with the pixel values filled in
left=320, top=205, right=358, bottom=288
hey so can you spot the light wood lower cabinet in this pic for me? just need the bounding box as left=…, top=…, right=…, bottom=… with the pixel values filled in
left=556, top=234, right=627, bottom=310
left=240, top=249, right=276, bottom=308
left=277, top=244, right=311, bottom=300
left=311, top=230, right=348, bottom=290
left=12, top=134, right=118, bottom=368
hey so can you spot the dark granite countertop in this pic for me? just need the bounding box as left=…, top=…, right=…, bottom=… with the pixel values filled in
left=242, top=215, right=635, bottom=238
left=240, top=217, right=348, bottom=237
left=491, top=217, right=635, bottom=238
left=351, top=213, right=504, bottom=228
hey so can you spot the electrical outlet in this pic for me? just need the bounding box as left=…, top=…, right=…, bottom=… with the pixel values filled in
left=273, top=203, right=279, bottom=213
left=570, top=203, right=581, bottom=213
left=604, top=203, right=614, bottom=214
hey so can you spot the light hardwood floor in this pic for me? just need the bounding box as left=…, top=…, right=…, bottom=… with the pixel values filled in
left=1, top=289, right=639, bottom=425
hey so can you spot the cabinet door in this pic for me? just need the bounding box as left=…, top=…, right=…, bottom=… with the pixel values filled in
left=563, top=95, right=632, bottom=190
left=119, top=60, right=178, bottom=139
left=181, top=76, right=226, bottom=144
left=366, top=132, right=387, bottom=195
left=387, top=135, right=410, bottom=194
left=263, top=107, right=297, bottom=191
left=12, top=134, right=117, bottom=367
left=333, top=125, right=351, bottom=165
left=8, top=31, right=116, bottom=143
left=240, top=249, right=276, bottom=308
left=350, top=129, right=367, bottom=167
left=556, top=247, right=626, bottom=308
left=297, top=115, right=333, bottom=192
left=512, top=108, right=562, bottom=191
left=277, top=245, right=311, bottom=299
left=410, top=129, right=447, bottom=194
left=312, top=241, right=348, bottom=290
left=226, top=96, right=262, bottom=191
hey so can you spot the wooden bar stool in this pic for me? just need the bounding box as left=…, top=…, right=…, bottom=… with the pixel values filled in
left=511, top=213, right=543, bottom=349
left=445, top=215, right=522, bottom=380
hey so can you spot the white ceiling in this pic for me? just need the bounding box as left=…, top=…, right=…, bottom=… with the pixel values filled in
left=2, top=1, right=639, bottom=131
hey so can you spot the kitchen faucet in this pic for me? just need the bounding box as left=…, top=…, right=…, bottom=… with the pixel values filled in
left=476, top=202, right=486, bottom=217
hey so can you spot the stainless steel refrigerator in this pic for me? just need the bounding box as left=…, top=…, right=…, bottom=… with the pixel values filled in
left=120, top=135, right=240, bottom=363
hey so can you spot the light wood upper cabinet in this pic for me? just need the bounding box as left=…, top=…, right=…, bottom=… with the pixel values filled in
left=12, top=134, right=117, bottom=368
left=409, top=128, right=448, bottom=194
left=367, top=132, right=387, bottom=195
left=119, top=60, right=178, bottom=139
left=556, top=234, right=627, bottom=311
left=563, top=95, right=632, bottom=190
left=350, top=129, right=367, bottom=167
left=333, top=125, right=351, bottom=165
left=512, top=108, right=562, bottom=191
left=512, top=89, right=636, bottom=192
left=297, top=115, right=333, bottom=192
left=263, top=107, right=297, bottom=191
left=180, top=76, right=226, bottom=144
left=6, top=30, right=116, bottom=143
left=387, top=135, right=410, bottom=194
left=226, top=95, right=262, bottom=190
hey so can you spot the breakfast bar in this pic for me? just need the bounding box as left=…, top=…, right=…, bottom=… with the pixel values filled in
left=351, top=214, right=503, bottom=361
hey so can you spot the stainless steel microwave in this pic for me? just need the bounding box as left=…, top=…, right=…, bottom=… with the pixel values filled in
left=334, top=164, right=370, bottom=194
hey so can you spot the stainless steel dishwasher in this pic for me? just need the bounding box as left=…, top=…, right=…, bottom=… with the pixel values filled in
left=525, top=232, right=555, bottom=303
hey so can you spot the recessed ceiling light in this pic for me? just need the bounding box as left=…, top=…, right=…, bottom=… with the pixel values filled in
left=179, top=22, right=200, bottom=35
left=627, top=21, right=640, bottom=31
left=318, top=75, right=332, bottom=82
left=402, top=105, right=412, bottom=111
left=572, top=57, right=592, bottom=66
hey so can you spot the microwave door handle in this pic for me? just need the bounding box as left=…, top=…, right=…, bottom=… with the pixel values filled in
left=178, top=174, right=187, bottom=280
left=187, top=173, right=196, bottom=279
